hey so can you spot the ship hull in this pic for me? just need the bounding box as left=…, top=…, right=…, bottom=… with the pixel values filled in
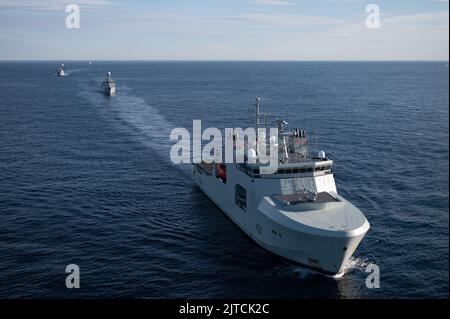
left=103, top=87, right=116, bottom=96
left=194, top=164, right=369, bottom=276
left=251, top=209, right=368, bottom=276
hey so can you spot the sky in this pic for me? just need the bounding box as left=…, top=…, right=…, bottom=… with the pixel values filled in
left=0, top=0, right=448, bottom=60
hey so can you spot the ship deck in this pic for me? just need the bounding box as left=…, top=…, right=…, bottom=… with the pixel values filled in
left=273, top=192, right=339, bottom=205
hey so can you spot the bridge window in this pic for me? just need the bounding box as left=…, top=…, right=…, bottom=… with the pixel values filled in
left=314, top=165, right=332, bottom=172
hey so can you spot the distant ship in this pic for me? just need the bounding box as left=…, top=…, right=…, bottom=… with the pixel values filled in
left=56, top=64, right=65, bottom=76
left=101, top=72, right=116, bottom=96
left=193, top=98, right=370, bottom=277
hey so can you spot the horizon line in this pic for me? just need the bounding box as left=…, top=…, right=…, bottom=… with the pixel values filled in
left=0, top=59, right=448, bottom=63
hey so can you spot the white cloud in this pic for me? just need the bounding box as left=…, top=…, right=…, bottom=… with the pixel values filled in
left=249, top=0, right=294, bottom=6
left=0, top=0, right=110, bottom=10
left=91, top=12, right=344, bottom=33
left=383, top=10, right=449, bottom=28
left=0, top=2, right=447, bottom=60
left=160, top=10, right=449, bottom=60
left=276, top=10, right=450, bottom=60
left=218, top=13, right=343, bottom=26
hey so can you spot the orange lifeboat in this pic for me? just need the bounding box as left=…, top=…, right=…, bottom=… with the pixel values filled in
left=216, top=164, right=227, bottom=183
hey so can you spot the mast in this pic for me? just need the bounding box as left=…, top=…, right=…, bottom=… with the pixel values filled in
left=255, top=97, right=261, bottom=156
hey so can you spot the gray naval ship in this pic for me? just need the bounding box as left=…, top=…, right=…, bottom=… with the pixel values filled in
left=101, top=72, right=116, bottom=96
left=193, top=98, right=370, bottom=276
left=56, top=64, right=65, bottom=76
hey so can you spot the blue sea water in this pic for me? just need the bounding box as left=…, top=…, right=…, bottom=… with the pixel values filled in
left=0, top=61, right=448, bottom=298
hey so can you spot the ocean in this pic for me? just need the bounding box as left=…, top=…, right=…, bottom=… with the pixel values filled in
left=0, top=61, right=448, bottom=298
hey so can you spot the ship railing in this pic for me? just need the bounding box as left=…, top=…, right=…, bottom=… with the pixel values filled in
left=236, top=163, right=332, bottom=178
left=195, top=162, right=213, bottom=175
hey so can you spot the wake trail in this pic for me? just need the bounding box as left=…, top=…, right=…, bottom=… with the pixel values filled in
left=65, top=67, right=89, bottom=76
left=78, top=82, right=192, bottom=178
